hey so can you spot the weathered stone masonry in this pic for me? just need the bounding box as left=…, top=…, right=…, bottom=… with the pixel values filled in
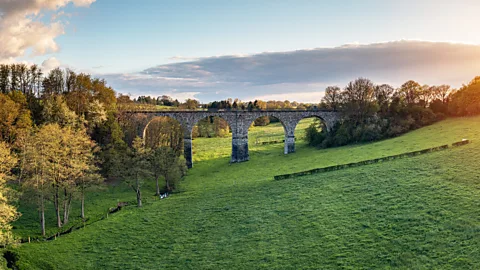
left=131, top=110, right=340, bottom=168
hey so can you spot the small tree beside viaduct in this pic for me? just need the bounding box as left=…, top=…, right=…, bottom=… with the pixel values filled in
left=127, top=110, right=340, bottom=168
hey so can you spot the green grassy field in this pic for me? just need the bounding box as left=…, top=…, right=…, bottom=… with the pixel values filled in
left=11, top=117, right=480, bottom=269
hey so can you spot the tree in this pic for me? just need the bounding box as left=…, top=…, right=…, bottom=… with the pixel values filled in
left=85, top=99, right=107, bottom=134
left=253, top=100, right=267, bottom=110
left=399, top=80, right=422, bottom=105
left=0, top=92, right=32, bottom=144
left=254, top=116, right=270, bottom=126
left=77, top=171, right=103, bottom=220
left=183, top=99, right=199, bottom=110
left=374, top=84, right=394, bottom=115
left=0, top=94, right=20, bottom=144
left=150, top=146, right=186, bottom=195
left=434, top=85, right=451, bottom=103
left=23, top=124, right=99, bottom=228
left=22, top=131, right=49, bottom=235
left=341, top=78, right=377, bottom=125
left=322, top=86, right=341, bottom=111
left=42, top=95, right=83, bottom=128
left=66, top=128, right=102, bottom=221
left=0, top=142, right=20, bottom=244
left=125, top=137, right=150, bottom=207
left=42, top=68, right=65, bottom=96
left=448, top=78, right=480, bottom=116
left=144, top=117, right=183, bottom=152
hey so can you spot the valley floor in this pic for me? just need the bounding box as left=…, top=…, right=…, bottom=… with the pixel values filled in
left=12, top=117, right=480, bottom=269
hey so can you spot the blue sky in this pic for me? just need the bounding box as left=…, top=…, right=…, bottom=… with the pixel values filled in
left=3, top=0, right=480, bottom=102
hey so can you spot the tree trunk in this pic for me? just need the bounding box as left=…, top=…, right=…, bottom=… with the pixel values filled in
left=63, top=188, right=68, bottom=225
left=81, top=189, right=85, bottom=219
left=165, top=174, right=170, bottom=192
left=54, top=185, right=62, bottom=228
left=40, top=194, right=45, bottom=236
left=136, top=187, right=142, bottom=207
left=63, top=191, right=72, bottom=225
left=155, top=176, right=160, bottom=196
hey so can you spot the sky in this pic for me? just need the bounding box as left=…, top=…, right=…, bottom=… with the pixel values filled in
left=1, top=0, right=480, bottom=102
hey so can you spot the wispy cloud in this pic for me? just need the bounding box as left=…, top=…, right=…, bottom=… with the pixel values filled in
left=105, top=40, right=480, bottom=102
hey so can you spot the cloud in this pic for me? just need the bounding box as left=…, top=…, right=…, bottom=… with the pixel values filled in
left=104, top=40, right=480, bottom=102
left=0, top=0, right=96, bottom=62
left=168, top=56, right=200, bottom=62
left=41, top=57, right=61, bottom=72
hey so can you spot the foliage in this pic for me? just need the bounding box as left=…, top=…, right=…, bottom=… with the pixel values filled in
left=22, top=124, right=101, bottom=233
left=448, top=77, right=480, bottom=116
left=0, top=142, right=20, bottom=245
left=0, top=92, right=32, bottom=145
left=311, top=78, right=446, bottom=147
left=123, top=137, right=151, bottom=207
left=144, top=117, right=183, bottom=151
left=253, top=116, right=270, bottom=126
left=192, top=116, right=230, bottom=138
left=149, top=146, right=187, bottom=194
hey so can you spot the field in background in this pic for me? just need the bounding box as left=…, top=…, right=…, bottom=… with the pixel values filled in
left=13, top=116, right=480, bottom=269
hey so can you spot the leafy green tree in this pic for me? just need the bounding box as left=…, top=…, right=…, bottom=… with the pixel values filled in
left=448, top=77, right=480, bottom=116
left=77, top=171, right=103, bottom=220
left=125, top=137, right=151, bottom=207
left=399, top=80, right=422, bottom=105
left=341, top=78, right=378, bottom=125
left=322, top=86, right=341, bottom=111
left=42, top=95, right=83, bottom=128
left=254, top=116, right=270, bottom=126
left=144, top=117, right=183, bottom=151
left=22, top=131, right=50, bottom=235
left=23, top=124, right=99, bottom=228
left=0, top=142, right=20, bottom=244
left=374, top=84, right=394, bottom=115
left=182, top=99, right=199, bottom=110
left=42, top=68, right=65, bottom=96
left=0, top=92, right=32, bottom=144
left=150, top=146, right=186, bottom=195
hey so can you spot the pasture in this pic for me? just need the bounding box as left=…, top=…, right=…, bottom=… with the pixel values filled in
left=12, top=116, right=480, bottom=269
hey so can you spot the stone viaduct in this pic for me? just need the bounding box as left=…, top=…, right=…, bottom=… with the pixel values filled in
left=129, top=110, right=340, bottom=168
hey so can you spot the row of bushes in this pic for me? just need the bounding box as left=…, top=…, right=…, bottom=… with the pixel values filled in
left=274, top=140, right=469, bottom=180
left=307, top=105, right=441, bottom=148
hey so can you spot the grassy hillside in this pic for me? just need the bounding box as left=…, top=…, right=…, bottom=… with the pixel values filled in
left=12, top=117, right=480, bottom=269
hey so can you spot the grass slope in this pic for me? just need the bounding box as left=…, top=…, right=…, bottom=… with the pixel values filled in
left=13, top=117, right=480, bottom=269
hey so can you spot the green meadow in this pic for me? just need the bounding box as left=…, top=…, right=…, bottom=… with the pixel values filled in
left=12, top=117, right=480, bottom=269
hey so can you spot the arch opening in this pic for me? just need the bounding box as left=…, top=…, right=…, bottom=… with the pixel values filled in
left=191, top=115, right=232, bottom=161
left=295, top=116, right=327, bottom=148
left=143, top=116, right=184, bottom=153
left=248, top=115, right=286, bottom=146
left=143, top=116, right=187, bottom=193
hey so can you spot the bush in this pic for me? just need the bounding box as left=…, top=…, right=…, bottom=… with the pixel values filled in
left=254, top=116, right=270, bottom=126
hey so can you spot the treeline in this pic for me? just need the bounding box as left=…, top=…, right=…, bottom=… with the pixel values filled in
left=133, top=95, right=313, bottom=111
left=306, top=77, right=480, bottom=147
left=0, top=64, right=186, bottom=240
